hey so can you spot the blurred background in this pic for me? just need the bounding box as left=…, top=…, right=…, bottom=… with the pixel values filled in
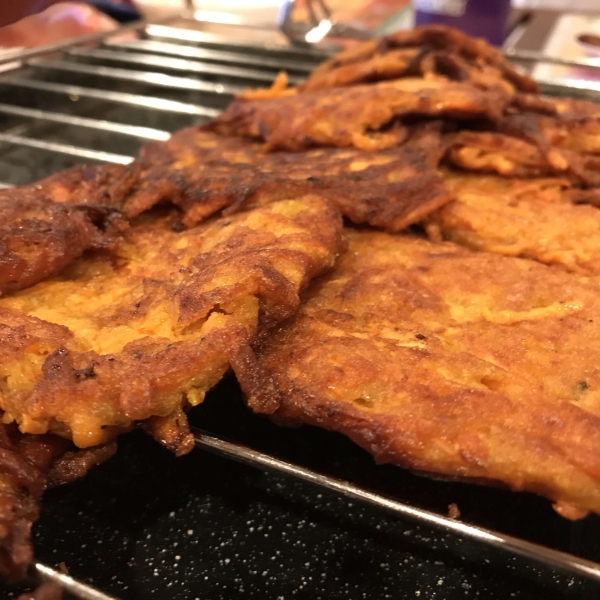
left=0, top=0, right=599, bottom=84
left=0, top=0, right=598, bottom=30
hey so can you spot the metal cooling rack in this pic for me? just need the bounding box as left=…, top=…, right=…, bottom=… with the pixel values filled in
left=2, top=11, right=600, bottom=598
left=0, top=16, right=328, bottom=188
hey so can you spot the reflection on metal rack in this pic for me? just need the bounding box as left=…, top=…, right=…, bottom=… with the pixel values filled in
left=0, top=132, right=132, bottom=163
left=103, top=39, right=319, bottom=73
left=0, top=103, right=169, bottom=140
left=506, top=48, right=600, bottom=70
left=0, top=76, right=220, bottom=114
left=2, top=13, right=600, bottom=599
left=0, top=19, right=150, bottom=68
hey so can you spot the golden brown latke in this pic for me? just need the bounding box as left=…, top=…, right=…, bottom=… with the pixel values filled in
left=0, top=197, right=343, bottom=451
left=215, top=78, right=510, bottom=151
left=2, top=23, right=600, bottom=585
left=254, top=230, right=600, bottom=519
left=497, top=110, right=600, bottom=187
left=116, top=125, right=451, bottom=232
left=0, top=184, right=124, bottom=296
left=32, top=163, right=132, bottom=209
left=445, top=131, right=567, bottom=178
left=302, top=26, right=537, bottom=94
left=426, top=170, right=600, bottom=275
left=443, top=94, right=600, bottom=185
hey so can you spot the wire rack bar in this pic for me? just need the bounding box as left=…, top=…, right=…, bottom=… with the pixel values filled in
left=34, top=563, right=120, bottom=600
left=0, top=133, right=133, bottom=163
left=106, top=39, right=318, bottom=73
left=69, top=47, right=287, bottom=83
left=0, top=103, right=170, bottom=140
left=0, top=77, right=219, bottom=116
left=192, top=427, right=600, bottom=584
left=29, top=59, right=245, bottom=94
left=505, top=49, right=600, bottom=70
left=0, top=19, right=150, bottom=68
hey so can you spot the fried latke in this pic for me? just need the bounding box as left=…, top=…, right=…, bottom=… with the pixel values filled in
left=32, top=163, right=132, bottom=209
left=426, top=170, right=600, bottom=275
left=0, top=185, right=124, bottom=296
left=497, top=111, right=600, bottom=187
left=0, top=197, right=343, bottom=451
left=300, top=25, right=538, bottom=94
left=255, top=230, right=600, bottom=518
left=117, top=126, right=450, bottom=231
left=444, top=106, right=600, bottom=186
left=445, top=131, right=569, bottom=178
left=215, top=78, right=509, bottom=151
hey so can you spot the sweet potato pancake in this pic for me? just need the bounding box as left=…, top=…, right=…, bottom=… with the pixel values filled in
left=116, top=126, right=450, bottom=231
left=215, top=78, right=509, bottom=151
left=497, top=111, right=600, bottom=187
left=444, top=112, right=600, bottom=187
left=0, top=197, right=343, bottom=452
left=301, top=25, right=538, bottom=94
left=255, top=230, right=600, bottom=519
left=0, top=185, right=124, bottom=295
left=32, top=163, right=131, bottom=209
left=426, top=170, right=600, bottom=275
left=5, top=22, right=600, bottom=587
left=445, top=131, right=570, bottom=179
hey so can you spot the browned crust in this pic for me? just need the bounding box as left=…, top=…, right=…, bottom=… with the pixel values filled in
left=0, top=198, right=344, bottom=449
left=444, top=131, right=565, bottom=178
left=255, top=230, right=600, bottom=519
left=0, top=163, right=139, bottom=296
left=497, top=112, right=600, bottom=187
left=511, top=93, right=600, bottom=119
left=303, top=25, right=538, bottom=94
left=0, top=197, right=344, bottom=581
left=46, top=442, right=118, bottom=487
left=214, top=78, right=510, bottom=151
left=0, top=23, right=599, bottom=583
left=142, top=408, right=194, bottom=457
left=0, top=189, right=124, bottom=296
left=32, top=163, right=133, bottom=209
left=427, top=170, right=600, bottom=275
left=114, top=126, right=452, bottom=232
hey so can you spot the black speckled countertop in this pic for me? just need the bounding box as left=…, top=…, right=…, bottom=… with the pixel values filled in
left=2, top=377, right=600, bottom=600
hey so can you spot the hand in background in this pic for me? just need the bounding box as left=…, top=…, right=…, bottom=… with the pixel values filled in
left=0, top=2, right=120, bottom=48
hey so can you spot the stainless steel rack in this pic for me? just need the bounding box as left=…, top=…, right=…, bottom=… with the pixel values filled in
left=0, top=17, right=327, bottom=188
left=3, top=14, right=600, bottom=599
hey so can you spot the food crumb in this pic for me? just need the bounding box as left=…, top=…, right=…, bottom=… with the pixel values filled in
left=58, top=561, right=69, bottom=574
left=448, top=503, right=461, bottom=519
